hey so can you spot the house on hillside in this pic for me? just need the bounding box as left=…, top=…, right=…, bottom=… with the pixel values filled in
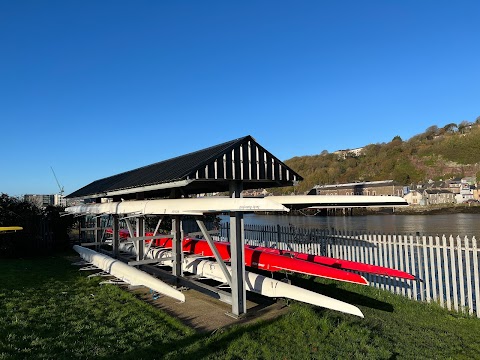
left=455, top=181, right=475, bottom=203
left=423, top=189, right=455, bottom=205
left=332, top=147, right=364, bottom=159
left=429, top=180, right=448, bottom=189
left=462, top=176, right=477, bottom=185
left=447, top=178, right=463, bottom=194
left=404, top=190, right=424, bottom=205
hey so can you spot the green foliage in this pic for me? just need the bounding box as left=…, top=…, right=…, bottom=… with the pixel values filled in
left=443, top=123, right=458, bottom=133
left=0, top=194, right=74, bottom=257
left=425, top=127, right=480, bottom=164
left=0, top=255, right=192, bottom=359
left=0, top=193, right=41, bottom=226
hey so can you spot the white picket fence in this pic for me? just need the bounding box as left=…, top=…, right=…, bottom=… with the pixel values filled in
left=216, top=224, right=480, bottom=317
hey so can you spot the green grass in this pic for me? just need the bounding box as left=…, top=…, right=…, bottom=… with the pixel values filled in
left=0, top=254, right=193, bottom=359
left=1, top=253, right=480, bottom=359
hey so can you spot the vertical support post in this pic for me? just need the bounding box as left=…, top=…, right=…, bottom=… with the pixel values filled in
left=95, top=216, right=102, bottom=251
left=229, top=181, right=246, bottom=317
left=79, top=217, right=85, bottom=243
left=112, top=215, right=119, bottom=258
left=172, top=215, right=183, bottom=280
left=136, top=217, right=145, bottom=262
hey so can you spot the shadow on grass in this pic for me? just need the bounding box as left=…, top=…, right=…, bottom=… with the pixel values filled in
left=96, top=314, right=286, bottom=360
left=0, top=251, right=84, bottom=290
left=241, top=267, right=394, bottom=313
left=289, top=275, right=394, bottom=312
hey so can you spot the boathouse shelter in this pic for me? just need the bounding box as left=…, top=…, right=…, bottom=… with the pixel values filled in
left=66, top=135, right=303, bottom=318
left=67, top=135, right=303, bottom=201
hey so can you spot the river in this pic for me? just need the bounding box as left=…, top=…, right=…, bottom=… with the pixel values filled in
left=219, top=213, right=480, bottom=238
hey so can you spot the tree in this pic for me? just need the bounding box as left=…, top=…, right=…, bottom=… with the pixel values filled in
left=443, top=123, right=458, bottom=133
left=0, top=194, right=73, bottom=257
left=425, top=125, right=439, bottom=140
left=458, top=121, right=471, bottom=134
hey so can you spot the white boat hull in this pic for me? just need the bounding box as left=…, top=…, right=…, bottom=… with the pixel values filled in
left=121, top=244, right=364, bottom=318
left=73, top=245, right=185, bottom=302
left=269, top=195, right=408, bottom=208
left=65, top=197, right=288, bottom=216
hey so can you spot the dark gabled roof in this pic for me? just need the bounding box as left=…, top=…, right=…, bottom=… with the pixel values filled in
left=424, top=189, right=454, bottom=194
left=67, top=135, right=303, bottom=200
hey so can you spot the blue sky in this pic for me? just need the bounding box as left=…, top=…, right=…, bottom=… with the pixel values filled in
left=1, top=1, right=479, bottom=197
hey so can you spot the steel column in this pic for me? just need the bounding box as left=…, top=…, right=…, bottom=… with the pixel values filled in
left=172, top=215, right=183, bottom=279
left=112, top=215, right=119, bottom=258
left=229, top=181, right=247, bottom=317
left=136, top=217, right=145, bottom=262
left=95, top=216, right=102, bottom=251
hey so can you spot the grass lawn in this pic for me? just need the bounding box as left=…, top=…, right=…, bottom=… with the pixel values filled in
left=1, top=252, right=480, bottom=359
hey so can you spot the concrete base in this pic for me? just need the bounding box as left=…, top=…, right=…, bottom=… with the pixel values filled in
left=132, top=286, right=289, bottom=333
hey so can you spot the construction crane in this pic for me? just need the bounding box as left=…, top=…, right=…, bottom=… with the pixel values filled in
left=50, top=167, right=64, bottom=196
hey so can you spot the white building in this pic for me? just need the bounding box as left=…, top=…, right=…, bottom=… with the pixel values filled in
left=404, top=190, right=424, bottom=205
left=24, top=194, right=66, bottom=207
left=455, top=181, right=474, bottom=203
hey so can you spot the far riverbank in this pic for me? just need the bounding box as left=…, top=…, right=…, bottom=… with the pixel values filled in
left=288, top=203, right=480, bottom=216
left=374, top=203, right=480, bottom=215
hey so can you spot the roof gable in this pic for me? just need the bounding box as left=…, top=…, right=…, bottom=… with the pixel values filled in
left=67, top=135, right=303, bottom=199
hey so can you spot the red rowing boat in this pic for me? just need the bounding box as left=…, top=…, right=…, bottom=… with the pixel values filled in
left=153, top=237, right=368, bottom=285
left=245, top=245, right=416, bottom=280
left=107, top=228, right=414, bottom=283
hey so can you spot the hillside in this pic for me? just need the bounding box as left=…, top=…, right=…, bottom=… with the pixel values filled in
left=276, top=119, right=480, bottom=195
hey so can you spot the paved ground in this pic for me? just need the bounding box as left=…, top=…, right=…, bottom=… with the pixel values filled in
left=134, top=285, right=290, bottom=333
left=73, top=251, right=290, bottom=333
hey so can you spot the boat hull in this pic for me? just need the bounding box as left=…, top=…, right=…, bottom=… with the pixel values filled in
left=120, top=244, right=364, bottom=318
left=152, top=237, right=368, bottom=285
left=246, top=245, right=416, bottom=280
left=73, top=245, right=185, bottom=302
left=65, top=197, right=288, bottom=216
left=111, top=230, right=414, bottom=281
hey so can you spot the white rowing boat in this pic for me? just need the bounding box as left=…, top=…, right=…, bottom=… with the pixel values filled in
left=120, top=243, right=364, bottom=318
left=73, top=245, right=185, bottom=302
left=66, top=197, right=289, bottom=215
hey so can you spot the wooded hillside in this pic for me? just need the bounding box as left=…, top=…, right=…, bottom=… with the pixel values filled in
left=276, top=117, right=480, bottom=195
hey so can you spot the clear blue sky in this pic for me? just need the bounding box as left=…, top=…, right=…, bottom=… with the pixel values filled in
left=1, top=1, right=479, bottom=197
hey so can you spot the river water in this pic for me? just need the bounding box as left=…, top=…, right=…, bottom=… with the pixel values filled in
left=219, top=213, right=480, bottom=238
